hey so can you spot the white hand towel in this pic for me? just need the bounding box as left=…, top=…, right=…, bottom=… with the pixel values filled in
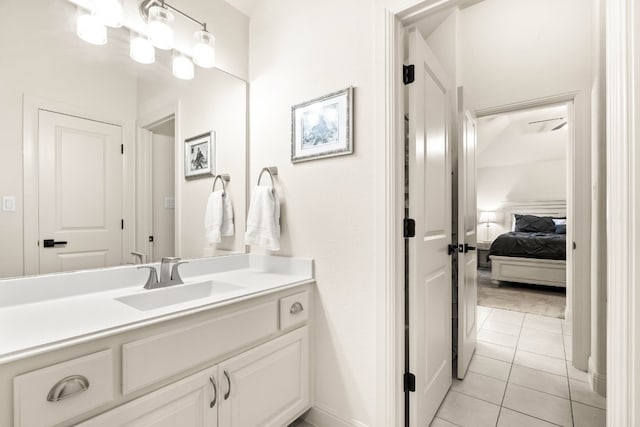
left=205, top=191, right=224, bottom=244
left=221, top=192, right=235, bottom=237
left=245, top=186, right=280, bottom=251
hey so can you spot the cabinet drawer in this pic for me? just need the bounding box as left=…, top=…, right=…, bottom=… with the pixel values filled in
left=123, top=300, right=278, bottom=394
left=14, top=349, right=113, bottom=427
left=279, top=291, right=309, bottom=331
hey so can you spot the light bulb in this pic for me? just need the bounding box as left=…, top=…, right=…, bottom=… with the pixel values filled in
left=149, top=6, right=174, bottom=50
left=192, top=30, right=215, bottom=68
left=95, top=0, right=124, bottom=28
left=173, top=54, right=194, bottom=80
left=77, top=9, right=107, bottom=45
left=130, top=33, right=155, bottom=64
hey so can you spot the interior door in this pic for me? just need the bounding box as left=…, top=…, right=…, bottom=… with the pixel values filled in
left=456, top=87, right=478, bottom=379
left=407, top=28, right=453, bottom=425
left=136, top=127, right=154, bottom=262
left=38, top=110, right=123, bottom=274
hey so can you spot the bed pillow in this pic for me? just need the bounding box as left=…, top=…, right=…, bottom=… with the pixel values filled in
left=514, top=214, right=556, bottom=233
left=555, top=224, right=567, bottom=234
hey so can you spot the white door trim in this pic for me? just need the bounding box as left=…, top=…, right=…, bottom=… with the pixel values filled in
left=22, top=95, right=135, bottom=276
left=138, top=102, right=181, bottom=258
left=605, top=0, right=638, bottom=424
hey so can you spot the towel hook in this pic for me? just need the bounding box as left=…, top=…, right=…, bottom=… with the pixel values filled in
left=257, top=167, right=278, bottom=193
left=212, top=174, right=230, bottom=195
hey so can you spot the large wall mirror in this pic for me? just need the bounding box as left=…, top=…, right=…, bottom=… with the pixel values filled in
left=0, top=0, right=248, bottom=279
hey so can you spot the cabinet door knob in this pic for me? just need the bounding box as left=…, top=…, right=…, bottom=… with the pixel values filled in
left=223, top=370, right=231, bottom=400
left=209, top=376, right=217, bottom=408
left=290, top=302, right=304, bottom=315
left=46, top=375, right=90, bottom=402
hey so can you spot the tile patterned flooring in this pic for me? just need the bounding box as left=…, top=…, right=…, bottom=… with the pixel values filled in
left=432, top=306, right=606, bottom=427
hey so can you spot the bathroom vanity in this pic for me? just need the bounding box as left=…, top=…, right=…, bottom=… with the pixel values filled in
left=0, top=254, right=313, bottom=427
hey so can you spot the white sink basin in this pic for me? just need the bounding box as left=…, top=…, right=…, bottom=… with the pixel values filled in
left=116, top=281, right=244, bottom=311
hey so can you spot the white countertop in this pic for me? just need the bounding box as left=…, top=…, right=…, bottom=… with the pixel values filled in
left=0, top=254, right=313, bottom=364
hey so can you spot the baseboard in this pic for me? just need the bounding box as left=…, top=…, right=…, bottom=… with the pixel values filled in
left=303, top=403, right=370, bottom=427
left=588, top=356, right=607, bottom=397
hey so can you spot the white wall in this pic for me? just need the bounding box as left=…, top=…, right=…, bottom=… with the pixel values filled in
left=138, top=71, right=247, bottom=260
left=477, top=159, right=567, bottom=238
left=249, top=0, right=378, bottom=425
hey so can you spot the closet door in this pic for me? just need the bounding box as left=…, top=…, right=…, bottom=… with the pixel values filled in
left=456, top=87, right=478, bottom=379
left=218, top=327, right=309, bottom=427
left=406, top=28, right=453, bottom=426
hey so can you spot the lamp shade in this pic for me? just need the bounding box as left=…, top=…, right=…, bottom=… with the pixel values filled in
left=95, top=0, right=124, bottom=28
left=173, top=54, right=194, bottom=80
left=77, top=9, right=107, bottom=45
left=192, top=30, right=215, bottom=68
left=130, top=33, right=155, bottom=64
left=479, top=211, right=497, bottom=224
left=148, top=5, right=174, bottom=50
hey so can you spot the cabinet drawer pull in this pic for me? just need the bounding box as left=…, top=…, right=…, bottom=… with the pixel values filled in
left=209, top=376, right=217, bottom=408
left=46, top=375, right=90, bottom=402
left=290, top=302, right=304, bottom=315
left=223, top=370, right=231, bottom=400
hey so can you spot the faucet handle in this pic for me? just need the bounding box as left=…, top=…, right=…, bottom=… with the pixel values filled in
left=138, top=266, right=158, bottom=289
left=171, top=261, right=189, bottom=284
left=161, top=257, right=181, bottom=263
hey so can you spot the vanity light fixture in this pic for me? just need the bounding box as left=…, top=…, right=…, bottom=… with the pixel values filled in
left=76, top=8, right=107, bottom=45
left=130, top=32, right=155, bottom=64
left=172, top=53, right=195, bottom=80
left=148, top=4, right=174, bottom=50
left=192, top=28, right=216, bottom=69
left=95, top=0, right=124, bottom=28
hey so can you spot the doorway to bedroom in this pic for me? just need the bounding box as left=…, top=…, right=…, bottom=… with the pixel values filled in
left=475, top=103, right=570, bottom=320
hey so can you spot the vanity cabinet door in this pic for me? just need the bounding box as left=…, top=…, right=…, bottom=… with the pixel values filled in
left=218, top=327, right=309, bottom=427
left=79, top=366, right=219, bottom=427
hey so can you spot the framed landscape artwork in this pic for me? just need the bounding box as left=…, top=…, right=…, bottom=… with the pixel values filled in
left=291, top=87, right=353, bottom=163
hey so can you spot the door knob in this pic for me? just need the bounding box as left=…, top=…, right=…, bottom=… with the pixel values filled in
left=43, top=239, right=68, bottom=248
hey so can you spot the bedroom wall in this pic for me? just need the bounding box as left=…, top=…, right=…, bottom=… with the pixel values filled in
left=249, top=0, right=379, bottom=425
left=477, top=159, right=567, bottom=239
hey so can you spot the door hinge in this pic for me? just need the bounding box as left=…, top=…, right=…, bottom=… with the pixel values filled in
left=448, top=244, right=458, bottom=255
left=121, top=144, right=124, bottom=154
left=403, top=218, right=416, bottom=238
left=149, top=235, right=154, bottom=242
left=403, top=64, right=415, bottom=85
left=404, top=372, right=416, bottom=392
left=121, top=219, right=124, bottom=230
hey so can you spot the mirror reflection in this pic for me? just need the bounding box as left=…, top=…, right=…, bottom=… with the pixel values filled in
left=0, top=0, right=248, bottom=279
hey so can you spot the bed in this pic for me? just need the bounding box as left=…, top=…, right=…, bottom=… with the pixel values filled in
left=489, top=201, right=567, bottom=288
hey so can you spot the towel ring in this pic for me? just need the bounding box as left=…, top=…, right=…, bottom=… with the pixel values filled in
left=257, top=167, right=278, bottom=193
left=212, top=174, right=230, bottom=195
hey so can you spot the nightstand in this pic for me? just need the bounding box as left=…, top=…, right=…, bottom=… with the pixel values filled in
left=477, top=241, right=492, bottom=270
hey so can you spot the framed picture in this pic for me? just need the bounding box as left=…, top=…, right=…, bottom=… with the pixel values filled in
left=184, top=131, right=215, bottom=179
left=291, top=86, right=353, bottom=163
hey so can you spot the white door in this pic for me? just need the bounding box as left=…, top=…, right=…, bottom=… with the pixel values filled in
left=456, top=87, right=478, bottom=379
left=38, top=110, right=123, bottom=273
left=407, top=29, right=453, bottom=425
left=78, top=366, right=219, bottom=427
left=218, top=327, right=309, bottom=427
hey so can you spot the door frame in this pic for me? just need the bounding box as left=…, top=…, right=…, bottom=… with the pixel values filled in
left=373, top=1, right=607, bottom=426
left=473, top=92, right=592, bottom=370
left=22, top=95, right=135, bottom=276
left=138, top=102, right=181, bottom=259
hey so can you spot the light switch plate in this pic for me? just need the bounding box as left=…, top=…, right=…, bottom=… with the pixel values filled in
left=2, top=196, right=16, bottom=212
left=164, top=197, right=175, bottom=209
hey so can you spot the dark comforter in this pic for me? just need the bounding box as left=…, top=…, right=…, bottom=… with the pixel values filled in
left=489, top=231, right=566, bottom=261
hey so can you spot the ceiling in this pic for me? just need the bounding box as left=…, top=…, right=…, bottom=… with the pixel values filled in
left=477, top=104, right=568, bottom=169
left=224, top=0, right=259, bottom=16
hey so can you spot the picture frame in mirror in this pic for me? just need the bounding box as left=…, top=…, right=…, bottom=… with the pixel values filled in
left=291, top=86, right=353, bottom=163
left=185, top=131, right=215, bottom=178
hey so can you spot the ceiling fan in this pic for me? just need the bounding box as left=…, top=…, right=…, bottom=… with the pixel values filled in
left=527, top=117, right=567, bottom=131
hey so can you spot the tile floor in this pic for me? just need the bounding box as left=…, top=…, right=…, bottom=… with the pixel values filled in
left=432, top=306, right=606, bottom=427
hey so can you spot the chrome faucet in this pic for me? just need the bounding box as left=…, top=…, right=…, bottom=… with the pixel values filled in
left=138, top=257, right=188, bottom=290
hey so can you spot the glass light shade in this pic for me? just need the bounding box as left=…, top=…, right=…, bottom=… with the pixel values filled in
left=77, top=10, right=107, bottom=45
left=173, top=54, right=194, bottom=80
left=95, top=0, right=124, bottom=28
left=479, top=211, right=497, bottom=224
left=192, top=30, right=216, bottom=68
left=130, top=35, right=155, bottom=64
left=148, top=6, right=174, bottom=50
